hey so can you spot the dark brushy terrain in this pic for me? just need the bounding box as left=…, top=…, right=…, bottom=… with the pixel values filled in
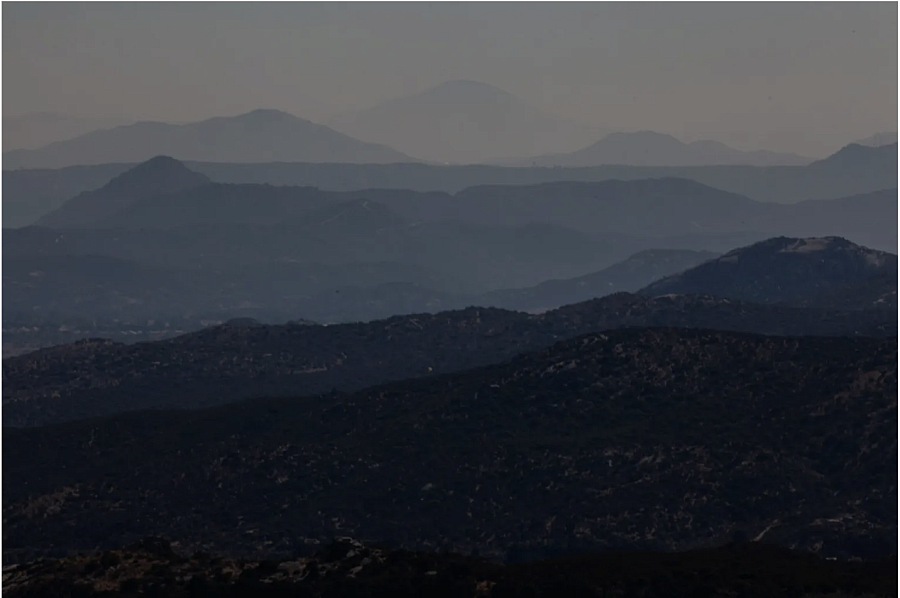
left=4, top=328, right=896, bottom=564
left=3, top=537, right=896, bottom=598
left=4, top=293, right=896, bottom=427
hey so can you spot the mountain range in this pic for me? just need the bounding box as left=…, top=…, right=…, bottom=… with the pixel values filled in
left=2, top=112, right=133, bottom=151
left=5, top=270, right=896, bottom=428
left=4, top=327, right=896, bottom=563
left=2, top=109, right=415, bottom=169
left=4, top=142, right=896, bottom=228
left=5, top=232, right=894, bottom=360
left=329, top=80, right=606, bottom=164
left=3, top=156, right=895, bottom=340
left=2, top=244, right=719, bottom=329
left=17, top=157, right=898, bottom=254
left=496, top=130, right=811, bottom=167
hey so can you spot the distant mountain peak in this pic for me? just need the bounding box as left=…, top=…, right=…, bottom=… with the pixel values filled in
left=230, top=108, right=297, bottom=123
left=328, top=80, right=602, bottom=163
left=519, top=130, right=811, bottom=167
left=425, top=79, right=511, bottom=95
left=131, top=154, right=187, bottom=170
left=605, top=130, right=680, bottom=142
left=715, top=236, right=885, bottom=262
left=640, top=236, right=897, bottom=308
left=813, top=141, right=898, bottom=167
left=104, top=156, right=210, bottom=194
left=854, top=132, right=898, bottom=148
left=35, top=157, right=211, bottom=228
left=410, top=80, right=518, bottom=107
left=775, top=236, right=850, bottom=252
left=3, top=109, right=415, bottom=169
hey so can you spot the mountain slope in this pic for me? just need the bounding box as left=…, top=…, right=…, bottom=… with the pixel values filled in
left=479, top=249, right=719, bottom=311
left=3, top=109, right=415, bottom=169
left=4, top=328, right=896, bottom=562
left=5, top=142, right=895, bottom=228
left=4, top=292, right=896, bottom=428
left=2, top=251, right=448, bottom=323
left=640, top=237, right=898, bottom=310
left=329, top=80, right=604, bottom=164
left=2, top=163, right=131, bottom=228
left=51, top=173, right=891, bottom=244
left=2, top=112, right=132, bottom=151
left=506, top=131, right=811, bottom=167
left=807, top=142, right=898, bottom=173
left=0, top=246, right=719, bottom=334
left=34, top=156, right=211, bottom=228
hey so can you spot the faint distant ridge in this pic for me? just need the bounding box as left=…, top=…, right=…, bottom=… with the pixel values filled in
left=2, top=112, right=133, bottom=151
left=329, top=79, right=606, bottom=164
left=480, top=248, right=720, bottom=312
left=36, top=156, right=210, bottom=228
left=3, top=109, right=416, bottom=169
left=853, top=132, right=898, bottom=148
left=640, top=236, right=898, bottom=310
left=808, top=141, right=898, bottom=171
left=502, top=130, right=812, bottom=167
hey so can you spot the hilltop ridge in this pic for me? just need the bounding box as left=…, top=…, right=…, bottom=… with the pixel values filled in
left=3, top=110, right=416, bottom=169
left=640, top=236, right=898, bottom=309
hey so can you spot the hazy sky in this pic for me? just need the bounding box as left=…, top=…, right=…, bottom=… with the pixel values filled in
left=4, top=2, right=897, bottom=155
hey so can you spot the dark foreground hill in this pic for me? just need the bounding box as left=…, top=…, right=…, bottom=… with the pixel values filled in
left=3, top=538, right=896, bottom=598
left=4, top=328, right=897, bottom=563
left=4, top=293, right=897, bottom=427
left=640, top=237, right=898, bottom=310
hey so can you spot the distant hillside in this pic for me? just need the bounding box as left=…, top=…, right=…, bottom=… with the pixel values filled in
left=28, top=160, right=897, bottom=253
left=0, top=247, right=719, bottom=329
left=854, top=132, right=898, bottom=147
left=329, top=80, right=604, bottom=164
left=4, top=328, right=896, bottom=562
left=35, top=156, right=211, bottom=228
left=807, top=142, right=898, bottom=172
left=2, top=109, right=415, bottom=169
left=640, top=237, right=898, bottom=310
left=4, top=142, right=896, bottom=226
left=2, top=163, right=131, bottom=228
left=4, top=292, right=896, bottom=428
left=99, top=191, right=406, bottom=231
left=2, top=251, right=449, bottom=323
left=500, top=131, right=811, bottom=167
left=2, top=112, right=134, bottom=151
left=480, top=249, right=719, bottom=312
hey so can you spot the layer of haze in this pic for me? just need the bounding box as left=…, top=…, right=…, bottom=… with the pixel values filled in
left=4, top=2, right=897, bottom=157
